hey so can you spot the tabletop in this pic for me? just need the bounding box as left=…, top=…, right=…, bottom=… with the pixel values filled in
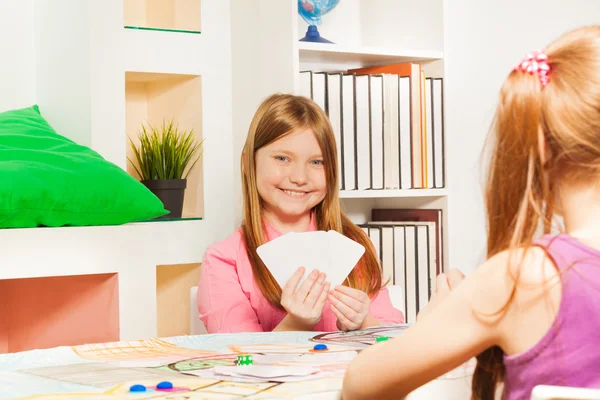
left=0, top=328, right=473, bottom=399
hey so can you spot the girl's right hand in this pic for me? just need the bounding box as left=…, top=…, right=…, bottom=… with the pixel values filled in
left=280, top=266, right=330, bottom=330
left=417, top=268, right=465, bottom=321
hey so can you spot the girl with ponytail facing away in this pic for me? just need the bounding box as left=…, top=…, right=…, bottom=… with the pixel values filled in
left=342, top=25, right=600, bottom=400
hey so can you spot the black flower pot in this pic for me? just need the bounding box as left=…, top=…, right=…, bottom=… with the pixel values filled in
left=142, top=179, right=187, bottom=219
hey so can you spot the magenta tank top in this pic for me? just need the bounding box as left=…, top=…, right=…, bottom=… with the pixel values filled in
left=503, top=234, right=600, bottom=399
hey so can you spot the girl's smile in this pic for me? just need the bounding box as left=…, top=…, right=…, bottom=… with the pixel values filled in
left=279, top=188, right=309, bottom=198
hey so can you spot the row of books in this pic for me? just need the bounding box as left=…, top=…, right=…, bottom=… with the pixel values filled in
left=361, top=208, right=443, bottom=323
left=299, top=62, right=445, bottom=190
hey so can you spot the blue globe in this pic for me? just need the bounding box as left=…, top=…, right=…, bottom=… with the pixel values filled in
left=298, top=0, right=341, bottom=44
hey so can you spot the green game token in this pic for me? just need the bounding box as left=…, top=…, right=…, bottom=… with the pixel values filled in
left=376, top=336, right=389, bottom=342
left=237, top=355, right=253, bottom=365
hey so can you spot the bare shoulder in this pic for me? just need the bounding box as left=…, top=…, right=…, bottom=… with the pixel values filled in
left=472, top=245, right=558, bottom=293
left=465, top=245, right=560, bottom=349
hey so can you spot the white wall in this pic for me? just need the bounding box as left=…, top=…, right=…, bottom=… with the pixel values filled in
left=0, top=0, right=36, bottom=112
left=230, top=0, right=298, bottom=226
left=444, top=0, right=600, bottom=273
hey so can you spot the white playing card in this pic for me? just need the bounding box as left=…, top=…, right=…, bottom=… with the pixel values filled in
left=256, top=230, right=365, bottom=290
left=325, top=230, right=366, bottom=288
left=255, top=232, right=302, bottom=288
left=213, top=365, right=318, bottom=379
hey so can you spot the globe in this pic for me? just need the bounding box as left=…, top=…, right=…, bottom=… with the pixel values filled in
left=298, top=0, right=341, bottom=44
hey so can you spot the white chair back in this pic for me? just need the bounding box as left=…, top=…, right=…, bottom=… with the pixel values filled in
left=189, top=286, right=207, bottom=335
left=531, top=385, right=600, bottom=400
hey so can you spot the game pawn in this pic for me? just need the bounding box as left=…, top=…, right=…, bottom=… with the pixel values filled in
left=237, top=355, right=253, bottom=365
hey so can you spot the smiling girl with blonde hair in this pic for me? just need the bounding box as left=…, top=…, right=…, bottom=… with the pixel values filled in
left=197, top=93, right=404, bottom=333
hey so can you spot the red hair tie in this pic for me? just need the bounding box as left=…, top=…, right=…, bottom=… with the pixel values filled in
left=514, top=50, right=551, bottom=88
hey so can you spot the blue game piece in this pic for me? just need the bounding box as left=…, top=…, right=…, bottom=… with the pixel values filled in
left=313, top=344, right=328, bottom=351
left=129, top=384, right=146, bottom=392
left=156, top=381, right=173, bottom=390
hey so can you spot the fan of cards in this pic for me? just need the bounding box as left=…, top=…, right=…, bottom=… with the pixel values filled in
left=256, top=230, right=366, bottom=289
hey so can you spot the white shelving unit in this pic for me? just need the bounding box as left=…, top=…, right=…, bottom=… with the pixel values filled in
left=0, top=0, right=235, bottom=353
left=0, top=0, right=449, bottom=352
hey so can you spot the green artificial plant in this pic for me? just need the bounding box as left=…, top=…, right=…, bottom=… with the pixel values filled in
left=128, top=119, right=204, bottom=181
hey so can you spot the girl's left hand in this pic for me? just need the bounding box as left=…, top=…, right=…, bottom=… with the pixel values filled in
left=328, top=285, right=370, bottom=331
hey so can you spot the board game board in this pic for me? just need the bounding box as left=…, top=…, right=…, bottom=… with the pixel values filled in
left=0, top=324, right=472, bottom=400
left=0, top=331, right=365, bottom=400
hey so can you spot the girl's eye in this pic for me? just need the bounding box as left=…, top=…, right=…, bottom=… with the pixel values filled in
left=274, top=155, right=288, bottom=162
left=311, top=160, right=324, bottom=166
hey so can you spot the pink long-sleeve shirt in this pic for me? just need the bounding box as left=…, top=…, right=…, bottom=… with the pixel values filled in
left=197, top=216, right=405, bottom=333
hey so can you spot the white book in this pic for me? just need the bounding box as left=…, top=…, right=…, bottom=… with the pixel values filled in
left=383, top=74, right=400, bottom=189
left=379, top=226, right=394, bottom=284
left=368, top=226, right=381, bottom=264
left=312, top=72, right=326, bottom=112
left=341, top=74, right=356, bottom=190
left=393, top=226, right=407, bottom=317
left=370, top=75, right=384, bottom=190
left=299, top=71, right=312, bottom=99
left=425, top=79, right=434, bottom=189
left=416, top=225, right=430, bottom=311
left=399, top=76, right=412, bottom=189
left=432, top=78, right=445, bottom=188
left=360, top=226, right=368, bottom=236
left=326, top=73, right=343, bottom=186
left=404, top=225, right=417, bottom=323
left=355, top=75, right=371, bottom=190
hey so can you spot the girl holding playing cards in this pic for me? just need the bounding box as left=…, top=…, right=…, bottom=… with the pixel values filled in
left=196, top=93, right=404, bottom=333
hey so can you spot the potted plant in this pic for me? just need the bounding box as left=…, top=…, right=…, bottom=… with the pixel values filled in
left=128, top=118, right=203, bottom=219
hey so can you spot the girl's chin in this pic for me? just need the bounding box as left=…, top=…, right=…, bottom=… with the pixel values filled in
left=268, top=205, right=313, bottom=219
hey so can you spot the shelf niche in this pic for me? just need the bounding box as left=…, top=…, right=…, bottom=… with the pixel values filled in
left=124, top=0, right=201, bottom=33
left=156, top=263, right=200, bottom=337
left=0, top=274, right=119, bottom=354
left=125, top=71, right=204, bottom=219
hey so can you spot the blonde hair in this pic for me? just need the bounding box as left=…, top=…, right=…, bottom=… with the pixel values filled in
left=473, top=25, right=600, bottom=399
left=240, top=93, right=383, bottom=310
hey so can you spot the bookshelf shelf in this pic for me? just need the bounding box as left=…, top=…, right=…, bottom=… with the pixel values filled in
left=339, top=189, right=448, bottom=199
left=299, top=42, right=443, bottom=69
left=125, top=71, right=204, bottom=219
left=123, top=28, right=204, bottom=75
left=123, top=0, right=201, bottom=33
left=124, top=26, right=201, bottom=35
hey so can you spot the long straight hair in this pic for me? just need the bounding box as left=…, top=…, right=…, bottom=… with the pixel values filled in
left=473, top=25, right=600, bottom=399
left=240, top=93, right=383, bottom=310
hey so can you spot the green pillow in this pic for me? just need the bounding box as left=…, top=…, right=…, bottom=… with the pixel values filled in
left=0, top=105, right=168, bottom=228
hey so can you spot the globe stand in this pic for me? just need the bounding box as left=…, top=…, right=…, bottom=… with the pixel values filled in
left=300, top=25, right=334, bottom=44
